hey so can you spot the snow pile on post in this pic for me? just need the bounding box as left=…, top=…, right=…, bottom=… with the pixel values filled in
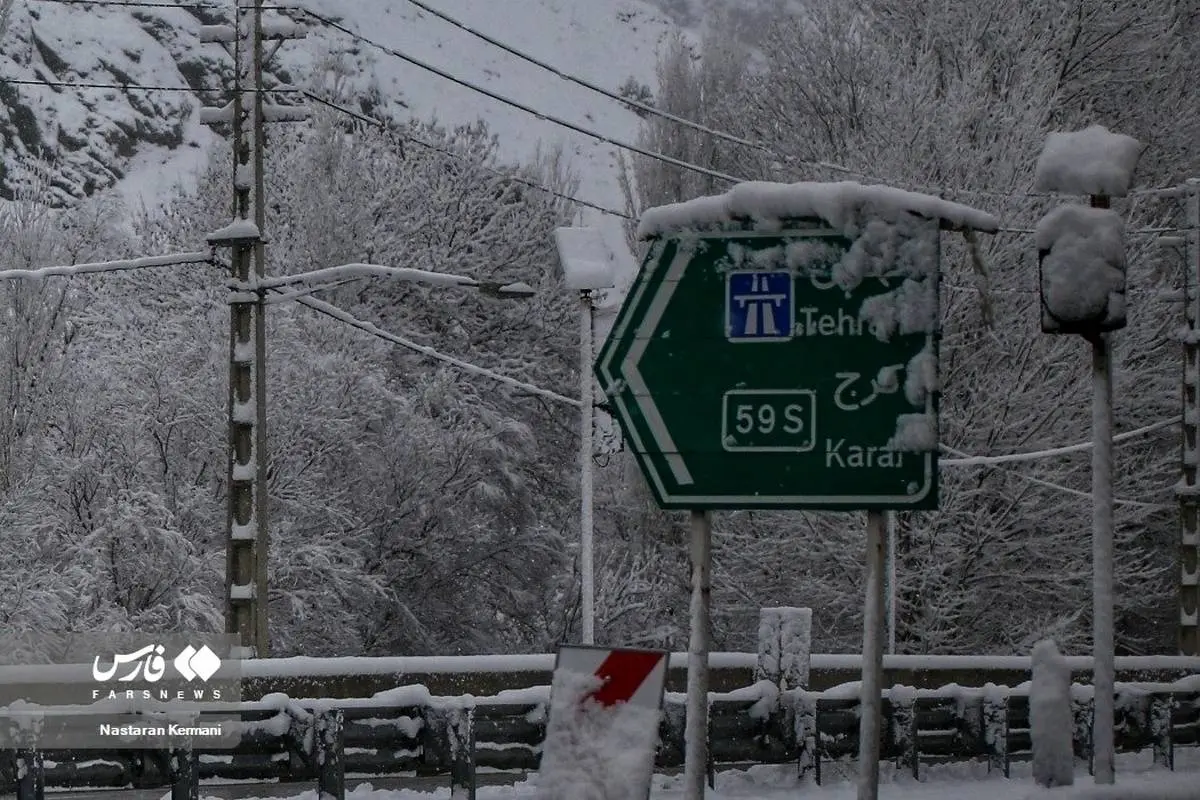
left=778, top=608, right=812, bottom=691
left=1035, top=205, right=1126, bottom=330
left=755, top=607, right=812, bottom=691
left=206, top=218, right=262, bottom=245
left=1030, top=639, right=1074, bottom=788
left=533, top=668, right=660, bottom=800
left=1034, top=125, right=1144, bottom=198
left=554, top=227, right=617, bottom=291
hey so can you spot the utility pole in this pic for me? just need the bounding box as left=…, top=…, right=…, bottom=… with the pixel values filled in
left=200, top=1, right=308, bottom=659
left=1032, top=125, right=1140, bottom=786
left=579, top=289, right=596, bottom=645
left=1180, top=179, right=1200, bottom=656
left=1086, top=192, right=1117, bottom=785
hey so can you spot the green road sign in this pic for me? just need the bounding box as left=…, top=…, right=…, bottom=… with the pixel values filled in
left=595, top=220, right=940, bottom=510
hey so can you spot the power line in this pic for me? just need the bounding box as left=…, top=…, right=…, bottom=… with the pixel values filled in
left=402, top=132, right=633, bottom=220
left=940, top=417, right=1179, bottom=467
left=303, top=92, right=633, bottom=220
left=30, top=0, right=224, bottom=7
left=997, top=226, right=1187, bottom=235
left=300, top=9, right=744, bottom=188
left=395, top=0, right=859, bottom=181
left=0, top=76, right=291, bottom=93
left=26, top=0, right=1190, bottom=205
left=1, top=77, right=198, bottom=92
left=391, top=2, right=1192, bottom=205
left=29, top=0, right=299, bottom=8
left=940, top=443, right=1171, bottom=509
left=279, top=289, right=582, bottom=408
left=390, top=0, right=1120, bottom=204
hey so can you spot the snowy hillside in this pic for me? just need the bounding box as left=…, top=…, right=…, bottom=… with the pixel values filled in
left=0, top=0, right=694, bottom=240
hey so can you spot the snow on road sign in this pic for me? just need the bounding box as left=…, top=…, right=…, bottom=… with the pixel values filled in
left=533, top=645, right=668, bottom=800
left=595, top=222, right=941, bottom=510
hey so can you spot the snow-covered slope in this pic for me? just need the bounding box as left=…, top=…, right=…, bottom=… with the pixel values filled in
left=0, top=0, right=707, bottom=284
left=1, top=1, right=684, bottom=219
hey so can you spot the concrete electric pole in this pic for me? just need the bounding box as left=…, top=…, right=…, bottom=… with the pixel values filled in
left=199, top=0, right=308, bottom=658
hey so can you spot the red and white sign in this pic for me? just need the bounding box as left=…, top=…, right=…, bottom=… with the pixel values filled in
left=535, top=645, right=668, bottom=800
left=573, top=645, right=667, bottom=708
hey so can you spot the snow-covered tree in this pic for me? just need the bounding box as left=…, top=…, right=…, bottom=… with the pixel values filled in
left=109, top=107, right=582, bottom=655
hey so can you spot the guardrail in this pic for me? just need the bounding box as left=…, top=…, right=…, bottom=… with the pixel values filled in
left=4, top=678, right=1200, bottom=800
left=7, top=653, right=1200, bottom=700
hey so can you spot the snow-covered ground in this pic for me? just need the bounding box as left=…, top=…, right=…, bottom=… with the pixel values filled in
left=186, top=754, right=1200, bottom=800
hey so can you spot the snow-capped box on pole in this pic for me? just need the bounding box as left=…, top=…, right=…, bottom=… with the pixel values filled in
left=554, top=227, right=619, bottom=647
left=1033, top=123, right=1144, bottom=787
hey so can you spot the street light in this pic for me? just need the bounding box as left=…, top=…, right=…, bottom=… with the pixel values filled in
left=554, top=227, right=618, bottom=646
left=475, top=280, right=537, bottom=299
left=255, top=264, right=537, bottom=300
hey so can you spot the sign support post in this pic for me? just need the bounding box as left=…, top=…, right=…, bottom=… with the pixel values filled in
left=886, top=510, right=897, bottom=654
left=859, top=510, right=887, bottom=800
left=684, top=509, right=712, bottom=800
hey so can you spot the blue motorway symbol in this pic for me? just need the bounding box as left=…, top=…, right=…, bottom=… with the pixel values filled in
left=726, top=271, right=793, bottom=341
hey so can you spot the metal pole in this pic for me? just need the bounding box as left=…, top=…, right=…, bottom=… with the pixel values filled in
left=858, top=510, right=887, bottom=800
left=886, top=511, right=897, bottom=655
left=1091, top=332, right=1116, bottom=784
left=580, top=291, right=595, bottom=645
left=1180, top=180, right=1200, bottom=656
left=683, top=509, right=711, bottom=800
left=1089, top=194, right=1115, bottom=785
